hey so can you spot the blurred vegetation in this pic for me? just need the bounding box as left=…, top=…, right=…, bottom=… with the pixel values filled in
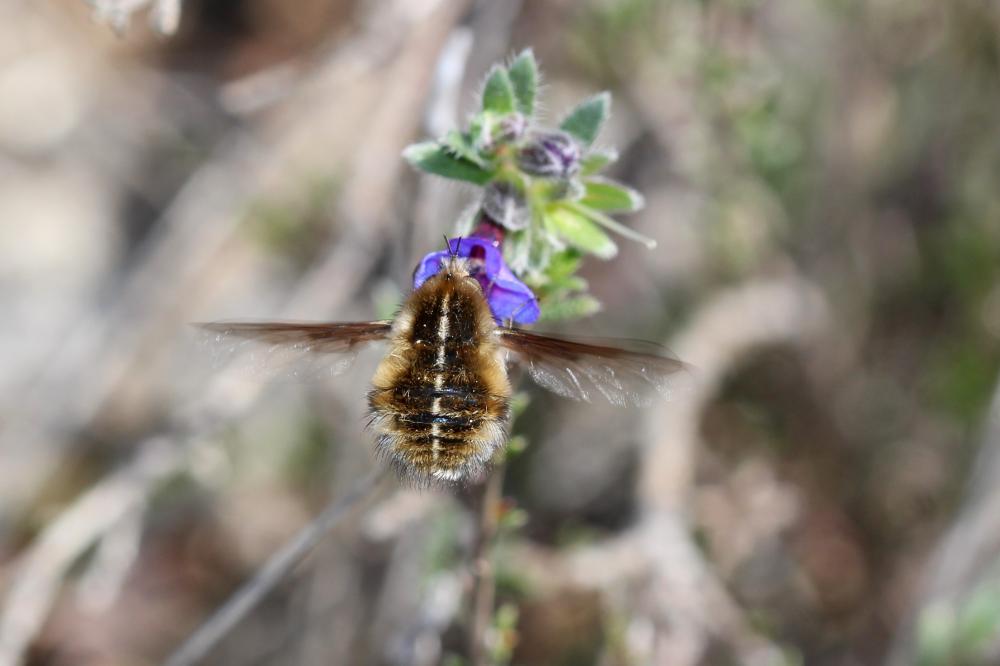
left=564, top=0, right=1000, bottom=662
left=3, top=0, right=1000, bottom=664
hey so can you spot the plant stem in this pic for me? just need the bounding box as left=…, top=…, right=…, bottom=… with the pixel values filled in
left=468, top=460, right=506, bottom=666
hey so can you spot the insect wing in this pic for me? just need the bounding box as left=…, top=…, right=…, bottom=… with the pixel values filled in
left=197, top=320, right=392, bottom=381
left=496, top=328, right=689, bottom=407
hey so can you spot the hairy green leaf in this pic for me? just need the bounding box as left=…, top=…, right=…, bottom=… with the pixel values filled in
left=541, top=294, right=602, bottom=321
left=545, top=205, right=618, bottom=259
left=544, top=249, right=584, bottom=280
left=482, top=66, right=516, bottom=115
left=560, top=92, right=611, bottom=146
left=442, top=130, right=486, bottom=167
left=558, top=275, right=589, bottom=292
left=403, top=142, right=492, bottom=185
left=508, top=49, right=539, bottom=116
left=580, top=177, right=645, bottom=212
left=580, top=149, right=619, bottom=176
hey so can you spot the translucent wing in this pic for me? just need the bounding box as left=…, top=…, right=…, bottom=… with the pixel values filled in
left=196, top=320, right=392, bottom=381
left=199, top=321, right=393, bottom=350
left=495, top=328, right=690, bottom=407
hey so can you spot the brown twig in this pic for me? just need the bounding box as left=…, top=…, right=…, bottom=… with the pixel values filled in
left=0, top=438, right=183, bottom=666
left=468, top=460, right=506, bottom=666
left=164, top=470, right=388, bottom=666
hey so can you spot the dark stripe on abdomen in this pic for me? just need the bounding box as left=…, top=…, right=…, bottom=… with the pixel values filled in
left=388, top=383, right=485, bottom=414
left=396, top=412, right=477, bottom=432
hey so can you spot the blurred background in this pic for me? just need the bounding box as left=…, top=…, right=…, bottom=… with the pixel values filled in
left=2, top=0, right=1000, bottom=664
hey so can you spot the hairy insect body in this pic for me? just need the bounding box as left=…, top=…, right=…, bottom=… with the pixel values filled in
left=368, top=261, right=511, bottom=482
left=202, top=258, right=686, bottom=484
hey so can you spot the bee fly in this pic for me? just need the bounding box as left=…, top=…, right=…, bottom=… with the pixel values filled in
left=201, top=256, right=687, bottom=484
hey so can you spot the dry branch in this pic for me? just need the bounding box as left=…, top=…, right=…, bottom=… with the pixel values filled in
left=0, top=439, right=182, bottom=666
left=164, top=471, right=387, bottom=666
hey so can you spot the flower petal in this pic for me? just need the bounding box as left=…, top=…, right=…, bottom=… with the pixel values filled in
left=488, top=279, right=540, bottom=324
left=413, top=237, right=540, bottom=324
left=450, top=237, right=503, bottom=275
left=413, top=251, right=450, bottom=289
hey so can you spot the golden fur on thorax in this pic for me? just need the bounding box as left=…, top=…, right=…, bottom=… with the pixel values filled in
left=367, top=258, right=511, bottom=483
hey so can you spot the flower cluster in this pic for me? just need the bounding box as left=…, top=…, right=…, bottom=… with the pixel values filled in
left=404, top=50, right=651, bottom=323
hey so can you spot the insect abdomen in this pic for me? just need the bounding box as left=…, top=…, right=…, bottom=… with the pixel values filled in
left=369, top=372, right=508, bottom=482
left=367, top=269, right=511, bottom=483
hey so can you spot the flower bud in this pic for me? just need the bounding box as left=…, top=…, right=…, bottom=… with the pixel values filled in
left=475, top=113, right=527, bottom=153
left=517, top=130, right=581, bottom=179
left=496, top=112, right=527, bottom=143
left=482, top=180, right=531, bottom=231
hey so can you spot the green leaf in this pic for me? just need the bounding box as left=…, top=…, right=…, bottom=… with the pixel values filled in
left=468, top=113, right=489, bottom=149
left=560, top=92, right=611, bottom=146
left=539, top=272, right=588, bottom=295
left=545, top=205, right=618, bottom=259
left=403, top=142, right=492, bottom=185
left=506, top=433, right=528, bottom=457
left=482, top=66, right=516, bottom=115
left=442, top=130, right=486, bottom=167
left=558, top=275, right=589, bottom=292
left=538, top=251, right=588, bottom=292
left=544, top=249, right=584, bottom=280
left=580, top=177, right=645, bottom=212
left=540, top=294, right=602, bottom=322
left=498, top=507, right=529, bottom=531
left=528, top=220, right=555, bottom=271
left=508, top=49, right=538, bottom=116
left=566, top=201, right=657, bottom=249
left=509, top=392, right=532, bottom=418
left=580, top=149, right=619, bottom=175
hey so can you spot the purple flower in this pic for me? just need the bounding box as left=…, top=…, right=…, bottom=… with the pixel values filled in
left=413, top=237, right=540, bottom=325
